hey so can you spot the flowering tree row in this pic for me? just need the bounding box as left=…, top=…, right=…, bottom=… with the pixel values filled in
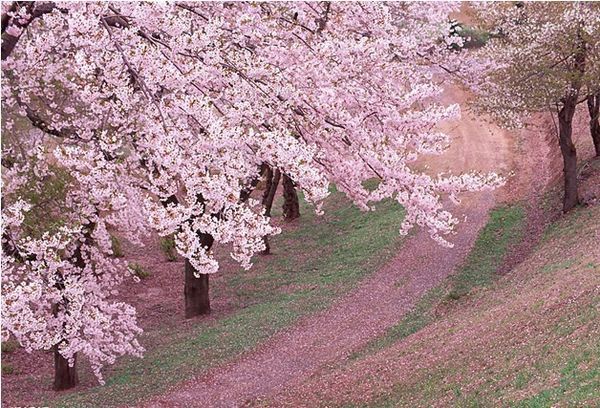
left=1, top=2, right=501, bottom=390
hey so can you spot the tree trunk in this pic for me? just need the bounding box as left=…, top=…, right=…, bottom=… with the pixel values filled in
left=184, top=233, right=214, bottom=318
left=51, top=224, right=92, bottom=391
left=558, top=99, right=579, bottom=212
left=53, top=345, right=78, bottom=391
left=261, top=167, right=281, bottom=255
left=556, top=29, right=586, bottom=212
left=239, top=166, right=264, bottom=203
left=161, top=194, right=214, bottom=318
left=587, top=93, right=600, bottom=157
left=282, top=173, right=300, bottom=221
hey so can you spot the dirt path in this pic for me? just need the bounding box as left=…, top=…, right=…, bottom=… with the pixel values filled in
left=144, top=86, right=520, bottom=407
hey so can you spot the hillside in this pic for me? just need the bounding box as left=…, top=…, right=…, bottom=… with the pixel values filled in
left=261, top=189, right=600, bottom=407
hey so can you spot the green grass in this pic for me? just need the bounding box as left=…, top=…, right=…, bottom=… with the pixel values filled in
left=2, top=363, right=15, bottom=375
left=52, top=188, right=405, bottom=407
left=447, top=204, right=526, bottom=299
left=541, top=258, right=577, bottom=274
left=366, top=284, right=599, bottom=408
left=129, top=262, right=151, bottom=280
left=159, top=234, right=178, bottom=262
left=349, top=204, right=526, bottom=361
left=1, top=340, right=19, bottom=377
left=542, top=203, right=596, bottom=244
left=458, top=26, right=493, bottom=49
left=513, top=343, right=600, bottom=408
left=1, top=340, right=18, bottom=354
left=110, top=235, right=125, bottom=258
left=514, top=371, right=532, bottom=390
left=449, top=21, right=495, bottom=50
left=347, top=205, right=599, bottom=408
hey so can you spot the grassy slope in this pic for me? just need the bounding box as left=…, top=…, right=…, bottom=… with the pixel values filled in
left=349, top=204, right=527, bottom=361
left=52, top=188, right=405, bottom=407
left=335, top=204, right=599, bottom=407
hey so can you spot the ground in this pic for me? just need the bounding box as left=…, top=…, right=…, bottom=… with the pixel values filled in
left=263, top=203, right=600, bottom=408
left=1, top=87, right=598, bottom=407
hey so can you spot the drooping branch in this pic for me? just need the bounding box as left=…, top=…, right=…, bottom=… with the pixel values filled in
left=239, top=166, right=264, bottom=203
left=316, top=2, right=331, bottom=34
left=20, top=103, right=75, bottom=139
left=2, top=2, right=137, bottom=61
left=2, top=2, right=38, bottom=60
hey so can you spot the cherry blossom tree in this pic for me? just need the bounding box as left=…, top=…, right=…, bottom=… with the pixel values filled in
left=2, top=1, right=501, bottom=390
left=1, top=127, right=147, bottom=389
left=464, top=2, right=600, bottom=211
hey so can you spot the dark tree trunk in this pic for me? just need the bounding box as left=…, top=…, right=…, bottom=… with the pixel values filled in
left=52, top=303, right=77, bottom=391
left=262, top=168, right=281, bottom=217
left=53, top=345, right=78, bottom=391
left=184, top=233, right=214, bottom=318
left=558, top=99, right=579, bottom=212
left=587, top=93, right=600, bottom=157
left=281, top=173, right=300, bottom=221
left=261, top=167, right=281, bottom=255
left=556, top=31, right=586, bottom=213
left=161, top=195, right=215, bottom=318
left=262, top=166, right=273, bottom=206
left=183, top=164, right=263, bottom=317
left=51, top=223, right=93, bottom=391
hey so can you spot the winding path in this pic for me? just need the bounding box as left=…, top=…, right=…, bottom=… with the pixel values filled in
left=145, top=86, right=516, bottom=407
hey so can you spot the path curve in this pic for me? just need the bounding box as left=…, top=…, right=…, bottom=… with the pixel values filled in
left=145, top=86, right=514, bottom=407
